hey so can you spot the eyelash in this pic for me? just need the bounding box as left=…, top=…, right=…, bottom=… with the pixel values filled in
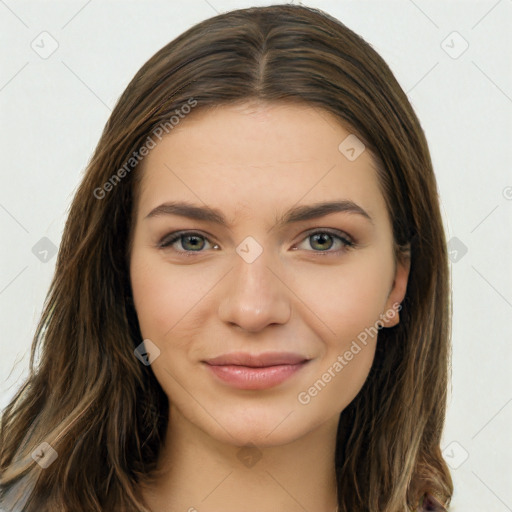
left=157, top=229, right=356, bottom=257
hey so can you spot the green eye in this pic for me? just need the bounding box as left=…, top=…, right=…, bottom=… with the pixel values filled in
left=305, top=231, right=354, bottom=252
left=158, top=229, right=355, bottom=256
left=159, top=232, right=213, bottom=252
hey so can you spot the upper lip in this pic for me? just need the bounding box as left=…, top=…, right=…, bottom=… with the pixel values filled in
left=204, top=352, right=310, bottom=367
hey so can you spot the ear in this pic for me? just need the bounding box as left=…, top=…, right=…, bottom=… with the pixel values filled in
left=381, top=245, right=411, bottom=328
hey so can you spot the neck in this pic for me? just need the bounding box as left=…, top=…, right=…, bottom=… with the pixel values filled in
left=141, top=406, right=340, bottom=512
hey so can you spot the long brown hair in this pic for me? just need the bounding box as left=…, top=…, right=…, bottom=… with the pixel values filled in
left=0, top=5, right=453, bottom=511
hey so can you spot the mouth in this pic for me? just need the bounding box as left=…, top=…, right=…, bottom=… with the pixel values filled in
left=203, top=352, right=311, bottom=390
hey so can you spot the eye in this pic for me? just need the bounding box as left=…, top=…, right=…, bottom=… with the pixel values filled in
left=294, top=229, right=355, bottom=255
left=158, top=231, right=218, bottom=254
left=157, top=229, right=355, bottom=256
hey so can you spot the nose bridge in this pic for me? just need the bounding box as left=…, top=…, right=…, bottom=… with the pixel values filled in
left=217, top=237, right=291, bottom=332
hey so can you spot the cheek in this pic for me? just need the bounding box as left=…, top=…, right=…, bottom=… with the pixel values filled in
left=289, top=251, right=393, bottom=410
left=294, top=262, right=387, bottom=412
left=290, top=251, right=394, bottom=342
left=130, top=249, right=217, bottom=354
left=298, top=345, right=375, bottom=417
left=130, top=250, right=181, bottom=339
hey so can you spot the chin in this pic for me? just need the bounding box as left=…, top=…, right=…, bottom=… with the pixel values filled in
left=196, top=399, right=336, bottom=449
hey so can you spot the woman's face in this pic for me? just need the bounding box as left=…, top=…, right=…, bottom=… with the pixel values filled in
left=129, top=101, right=409, bottom=447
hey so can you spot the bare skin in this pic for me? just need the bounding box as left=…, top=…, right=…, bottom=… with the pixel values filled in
left=129, top=101, right=410, bottom=512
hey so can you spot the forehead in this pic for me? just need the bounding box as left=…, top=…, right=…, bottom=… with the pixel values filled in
left=136, top=101, right=388, bottom=224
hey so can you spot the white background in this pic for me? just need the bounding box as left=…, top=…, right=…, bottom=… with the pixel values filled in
left=1, top=1, right=511, bottom=510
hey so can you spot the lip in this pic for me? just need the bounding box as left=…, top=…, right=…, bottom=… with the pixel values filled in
left=203, top=352, right=311, bottom=390
left=205, top=351, right=308, bottom=367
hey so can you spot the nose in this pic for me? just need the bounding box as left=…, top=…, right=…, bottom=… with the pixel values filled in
left=217, top=250, right=291, bottom=333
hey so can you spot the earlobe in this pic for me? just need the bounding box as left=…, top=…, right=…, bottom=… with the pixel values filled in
left=382, top=247, right=411, bottom=328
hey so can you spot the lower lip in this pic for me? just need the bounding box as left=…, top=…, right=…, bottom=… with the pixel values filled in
left=205, top=362, right=309, bottom=390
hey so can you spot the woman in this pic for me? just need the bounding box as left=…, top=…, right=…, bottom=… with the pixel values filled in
left=0, top=4, right=453, bottom=511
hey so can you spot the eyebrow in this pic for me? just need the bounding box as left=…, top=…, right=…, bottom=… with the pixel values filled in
left=145, top=200, right=374, bottom=227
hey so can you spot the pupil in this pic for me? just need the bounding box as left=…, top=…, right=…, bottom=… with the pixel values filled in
left=185, top=235, right=203, bottom=250
left=313, top=233, right=332, bottom=250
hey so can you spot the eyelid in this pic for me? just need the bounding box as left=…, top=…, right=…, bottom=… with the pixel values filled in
left=300, top=227, right=354, bottom=245
left=157, top=230, right=216, bottom=250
